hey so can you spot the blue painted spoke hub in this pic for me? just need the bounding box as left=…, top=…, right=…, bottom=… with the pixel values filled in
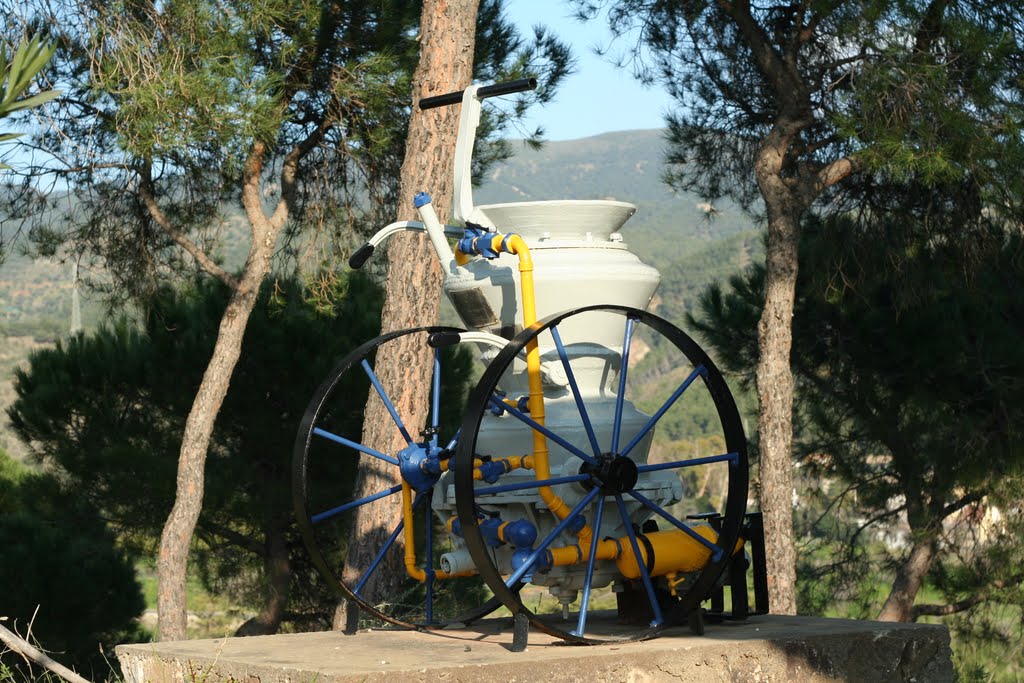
left=399, top=441, right=444, bottom=493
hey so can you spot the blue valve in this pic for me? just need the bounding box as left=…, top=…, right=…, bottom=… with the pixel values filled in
left=457, top=222, right=500, bottom=259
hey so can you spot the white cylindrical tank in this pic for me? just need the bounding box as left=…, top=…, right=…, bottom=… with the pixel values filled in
left=442, top=200, right=661, bottom=351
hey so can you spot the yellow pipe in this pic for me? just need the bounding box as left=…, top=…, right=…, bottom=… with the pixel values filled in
left=438, top=454, right=534, bottom=479
left=615, top=527, right=715, bottom=579
left=547, top=525, right=746, bottom=579
left=549, top=534, right=621, bottom=567
left=401, top=481, right=474, bottom=581
left=401, top=482, right=426, bottom=581
left=401, top=482, right=424, bottom=581
left=496, top=234, right=576, bottom=522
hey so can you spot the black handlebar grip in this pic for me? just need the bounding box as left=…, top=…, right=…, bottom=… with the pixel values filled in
left=418, top=77, right=537, bottom=110
left=428, top=331, right=462, bottom=348
left=348, top=243, right=375, bottom=269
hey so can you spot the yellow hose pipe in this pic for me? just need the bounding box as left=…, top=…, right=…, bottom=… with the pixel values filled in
left=401, top=482, right=473, bottom=581
left=546, top=524, right=745, bottom=579
left=493, top=234, right=579, bottom=522
left=439, top=454, right=534, bottom=479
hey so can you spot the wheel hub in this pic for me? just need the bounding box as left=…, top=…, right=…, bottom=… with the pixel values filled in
left=399, top=442, right=443, bottom=493
left=580, top=453, right=639, bottom=495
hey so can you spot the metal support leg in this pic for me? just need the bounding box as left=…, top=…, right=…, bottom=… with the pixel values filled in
left=343, top=600, right=359, bottom=635
left=510, top=611, right=530, bottom=652
left=687, top=608, right=705, bottom=636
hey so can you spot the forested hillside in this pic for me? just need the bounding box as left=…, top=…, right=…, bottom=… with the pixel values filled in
left=1, top=129, right=760, bottom=458
left=475, top=129, right=762, bottom=325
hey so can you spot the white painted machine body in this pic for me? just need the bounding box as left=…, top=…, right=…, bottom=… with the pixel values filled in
left=420, top=86, right=681, bottom=599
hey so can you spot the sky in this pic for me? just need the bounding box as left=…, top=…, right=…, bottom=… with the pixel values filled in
left=501, top=0, right=676, bottom=141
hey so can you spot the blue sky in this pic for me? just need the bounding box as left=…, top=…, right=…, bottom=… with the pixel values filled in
left=501, top=0, right=676, bottom=141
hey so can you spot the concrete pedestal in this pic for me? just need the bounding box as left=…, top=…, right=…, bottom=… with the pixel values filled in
left=116, top=615, right=952, bottom=683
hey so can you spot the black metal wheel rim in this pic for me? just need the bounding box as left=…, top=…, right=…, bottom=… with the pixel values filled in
left=292, top=326, right=509, bottom=630
left=454, top=305, right=749, bottom=644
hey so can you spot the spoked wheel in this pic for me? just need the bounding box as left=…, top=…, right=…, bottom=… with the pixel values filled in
left=293, top=326, right=506, bottom=630
left=454, top=305, right=749, bottom=644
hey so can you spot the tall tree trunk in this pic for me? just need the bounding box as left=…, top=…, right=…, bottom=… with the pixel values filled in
left=877, top=535, right=936, bottom=622
left=235, top=515, right=292, bottom=636
left=156, top=266, right=269, bottom=640
left=157, top=145, right=284, bottom=640
left=338, top=0, right=480, bottom=622
left=752, top=130, right=803, bottom=616
left=878, top=496, right=939, bottom=622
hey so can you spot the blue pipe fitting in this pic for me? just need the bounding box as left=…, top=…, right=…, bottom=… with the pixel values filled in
left=477, top=459, right=509, bottom=484
left=413, top=191, right=431, bottom=208
left=479, top=517, right=504, bottom=548
left=507, top=520, right=544, bottom=581
left=566, top=513, right=586, bottom=535
left=503, top=519, right=538, bottom=548
left=489, top=390, right=507, bottom=416
left=457, top=223, right=500, bottom=260
left=398, top=443, right=442, bottom=493
left=511, top=547, right=552, bottom=582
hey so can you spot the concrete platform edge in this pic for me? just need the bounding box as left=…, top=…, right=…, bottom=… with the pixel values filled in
left=116, top=615, right=953, bottom=683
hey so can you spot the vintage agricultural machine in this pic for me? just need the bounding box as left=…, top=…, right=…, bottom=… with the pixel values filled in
left=292, top=78, right=767, bottom=646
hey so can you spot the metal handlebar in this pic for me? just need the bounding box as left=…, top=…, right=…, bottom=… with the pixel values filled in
left=347, top=219, right=465, bottom=270
left=418, top=77, right=537, bottom=110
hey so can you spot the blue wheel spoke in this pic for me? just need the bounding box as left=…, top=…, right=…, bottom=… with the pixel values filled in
left=361, top=359, right=414, bottom=445
left=611, top=316, right=637, bottom=454
left=627, top=489, right=724, bottom=561
left=488, top=395, right=598, bottom=466
left=311, top=484, right=403, bottom=524
left=352, top=493, right=426, bottom=597
left=637, top=452, right=738, bottom=474
left=443, top=429, right=460, bottom=453
left=430, top=348, right=441, bottom=448
left=313, top=428, right=399, bottom=466
left=620, top=365, right=706, bottom=459
left=505, top=488, right=601, bottom=588
left=614, top=494, right=663, bottom=627
left=550, top=325, right=601, bottom=458
left=572, top=493, right=605, bottom=637
left=353, top=517, right=405, bottom=596
left=475, top=473, right=590, bottom=496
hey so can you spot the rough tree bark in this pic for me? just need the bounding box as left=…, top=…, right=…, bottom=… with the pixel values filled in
left=337, top=0, right=480, bottom=625
left=752, top=204, right=801, bottom=616
left=876, top=487, right=950, bottom=622
left=877, top=532, right=937, bottom=622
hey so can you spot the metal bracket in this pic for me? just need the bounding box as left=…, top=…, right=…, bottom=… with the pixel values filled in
left=342, top=600, right=359, bottom=635
left=510, top=611, right=530, bottom=652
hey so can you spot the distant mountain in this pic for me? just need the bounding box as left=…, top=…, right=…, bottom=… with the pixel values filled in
left=1, top=129, right=763, bottom=449
left=474, top=128, right=762, bottom=436
left=1, top=129, right=763, bottom=340
left=475, top=129, right=763, bottom=325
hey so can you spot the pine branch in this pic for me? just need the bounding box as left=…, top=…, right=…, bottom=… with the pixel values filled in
left=716, top=0, right=805, bottom=106
left=911, top=576, right=1020, bottom=619
left=0, top=622, right=94, bottom=683
left=815, top=155, right=861, bottom=192
left=940, top=492, right=983, bottom=519
left=911, top=595, right=984, bottom=618
left=137, top=161, right=240, bottom=290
